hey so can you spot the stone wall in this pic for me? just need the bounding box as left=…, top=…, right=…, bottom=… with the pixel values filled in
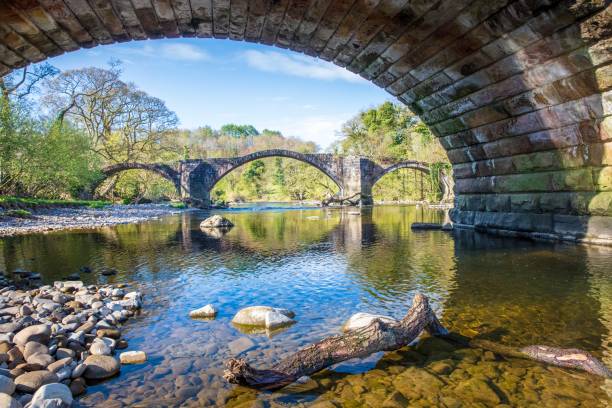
left=0, top=0, right=609, bottom=242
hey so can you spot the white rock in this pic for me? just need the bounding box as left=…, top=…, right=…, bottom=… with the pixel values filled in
left=30, top=383, right=72, bottom=408
left=89, top=342, right=111, bottom=356
left=189, top=304, right=217, bottom=319
left=119, top=351, right=146, bottom=364
left=231, top=306, right=295, bottom=327
left=342, top=312, right=398, bottom=332
left=264, top=310, right=295, bottom=329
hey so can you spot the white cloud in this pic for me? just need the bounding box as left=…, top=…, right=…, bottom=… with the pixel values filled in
left=122, top=42, right=210, bottom=61
left=267, top=115, right=350, bottom=149
left=242, top=50, right=366, bottom=83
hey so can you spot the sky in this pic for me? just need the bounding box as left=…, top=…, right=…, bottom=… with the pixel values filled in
left=40, top=38, right=392, bottom=150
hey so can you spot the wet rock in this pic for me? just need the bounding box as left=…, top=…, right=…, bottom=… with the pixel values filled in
left=342, top=312, right=397, bottom=332
left=83, top=355, right=120, bottom=380
left=231, top=306, right=295, bottom=328
left=0, top=374, right=15, bottom=394
left=119, top=351, right=146, bottom=364
left=13, top=325, right=50, bottom=346
left=264, top=310, right=295, bottom=330
left=200, top=215, right=234, bottom=228
left=100, top=268, right=117, bottom=276
left=392, top=367, right=445, bottom=400
left=429, top=360, right=455, bottom=375
left=69, top=377, right=86, bottom=396
left=30, top=383, right=73, bottom=408
left=228, top=337, right=255, bottom=355
left=454, top=377, right=501, bottom=405
left=14, top=370, right=58, bottom=393
left=189, top=304, right=217, bottom=319
left=0, top=393, right=21, bottom=408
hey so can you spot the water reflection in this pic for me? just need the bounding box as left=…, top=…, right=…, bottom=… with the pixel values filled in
left=0, top=205, right=609, bottom=407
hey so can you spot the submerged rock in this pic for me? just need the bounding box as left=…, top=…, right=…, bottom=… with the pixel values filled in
left=231, top=306, right=295, bottom=329
left=200, top=215, right=234, bottom=229
left=342, top=312, right=398, bottom=332
left=189, top=304, right=217, bottom=319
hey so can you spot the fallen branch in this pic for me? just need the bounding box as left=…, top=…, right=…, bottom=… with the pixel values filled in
left=223, top=294, right=611, bottom=391
left=321, top=192, right=360, bottom=207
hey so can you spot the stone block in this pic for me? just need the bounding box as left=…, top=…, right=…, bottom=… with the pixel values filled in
left=510, top=193, right=540, bottom=213
left=594, top=165, right=612, bottom=190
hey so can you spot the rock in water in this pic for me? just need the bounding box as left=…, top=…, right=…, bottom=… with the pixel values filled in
left=30, top=383, right=73, bottom=408
left=119, top=351, right=147, bottom=364
left=189, top=304, right=217, bottom=319
left=83, top=355, right=120, bottom=379
left=200, top=215, right=234, bottom=228
left=232, top=306, right=295, bottom=329
left=342, top=312, right=398, bottom=332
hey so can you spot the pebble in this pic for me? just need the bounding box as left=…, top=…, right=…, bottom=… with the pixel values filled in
left=83, top=355, right=120, bottom=380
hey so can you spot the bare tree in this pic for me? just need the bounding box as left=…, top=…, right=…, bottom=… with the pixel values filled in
left=0, top=63, right=58, bottom=100
left=43, top=62, right=178, bottom=164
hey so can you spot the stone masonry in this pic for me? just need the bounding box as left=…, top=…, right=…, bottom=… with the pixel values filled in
left=96, top=150, right=433, bottom=207
left=0, top=1, right=610, bottom=243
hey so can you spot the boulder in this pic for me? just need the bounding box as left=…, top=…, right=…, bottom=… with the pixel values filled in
left=264, top=310, right=295, bottom=330
left=119, top=351, right=146, bottom=364
left=14, top=371, right=58, bottom=393
left=13, top=325, right=50, bottom=346
left=83, top=355, right=120, bottom=380
left=232, top=306, right=295, bottom=328
left=342, top=313, right=398, bottom=332
left=30, top=383, right=73, bottom=408
left=200, top=215, right=234, bottom=228
left=189, top=304, right=217, bottom=319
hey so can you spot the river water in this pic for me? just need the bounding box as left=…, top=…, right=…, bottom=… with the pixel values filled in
left=0, top=205, right=610, bottom=407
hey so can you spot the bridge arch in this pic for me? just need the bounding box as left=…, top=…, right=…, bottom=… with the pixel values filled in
left=1, top=1, right=610, bottom=242
left=90, top=162, right=181, bottom=196
left=208, top=149, right=344, bottom=192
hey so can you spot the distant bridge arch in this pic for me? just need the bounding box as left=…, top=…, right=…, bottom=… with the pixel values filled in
left=90, top=162, right=181, bottom=196
left=206, top=149, right=345, bottom=192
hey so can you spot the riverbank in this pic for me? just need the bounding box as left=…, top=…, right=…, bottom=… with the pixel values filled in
left=0, top=203, right=191, bottom=237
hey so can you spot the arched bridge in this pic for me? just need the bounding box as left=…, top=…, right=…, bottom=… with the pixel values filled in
left=93, top=150, right=443, bottom=207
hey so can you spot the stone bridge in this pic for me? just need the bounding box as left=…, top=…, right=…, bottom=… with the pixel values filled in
left=1, top=0, right=610, bottom=243
left=95, top=150, right=437, bottom=206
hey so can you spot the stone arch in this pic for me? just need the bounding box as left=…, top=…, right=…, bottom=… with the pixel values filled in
left=208, top=149, right=344, bottom=192
left=1, top=1, right=609, bottom=242
left=90, top=162, right=181, bottom=196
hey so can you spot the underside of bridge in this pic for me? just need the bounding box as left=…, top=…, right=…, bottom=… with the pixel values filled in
left=0, top=0, right=610, bottom=243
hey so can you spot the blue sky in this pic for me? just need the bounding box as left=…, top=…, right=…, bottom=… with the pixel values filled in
left=42, top=38, right=392, bottom=149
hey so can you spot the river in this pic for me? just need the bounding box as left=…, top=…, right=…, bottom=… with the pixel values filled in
left=0, top=205, right=610, bottom=407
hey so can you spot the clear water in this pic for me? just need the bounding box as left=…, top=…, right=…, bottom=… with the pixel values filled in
left=0, top=205, right=610, bottom=407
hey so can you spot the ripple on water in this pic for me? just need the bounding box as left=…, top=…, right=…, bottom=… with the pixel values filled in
left=0, top=205, right=610, bottom=407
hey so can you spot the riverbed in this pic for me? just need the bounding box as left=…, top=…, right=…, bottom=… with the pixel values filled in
left=0, top=205, right=610, bottom=407
left=0, top=203, right=189, bottom=237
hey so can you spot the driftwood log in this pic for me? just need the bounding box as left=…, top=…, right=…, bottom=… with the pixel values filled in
left=224, top=294, right=611, bottom=391
left=321, top=192, right=361, bottom=207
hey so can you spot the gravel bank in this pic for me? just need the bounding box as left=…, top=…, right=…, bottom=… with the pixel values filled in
left=0, top=204, right=191, bottom=237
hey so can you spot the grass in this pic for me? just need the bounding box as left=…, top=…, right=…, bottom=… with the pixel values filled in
left=0, top=196, right=111, bottom=210
left=169, top=202, right=187, bottom=209
left=0, top=209, right=33, bottom=219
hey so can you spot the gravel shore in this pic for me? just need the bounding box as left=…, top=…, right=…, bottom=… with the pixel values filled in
left=0, top=204, right=191, bottom=237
